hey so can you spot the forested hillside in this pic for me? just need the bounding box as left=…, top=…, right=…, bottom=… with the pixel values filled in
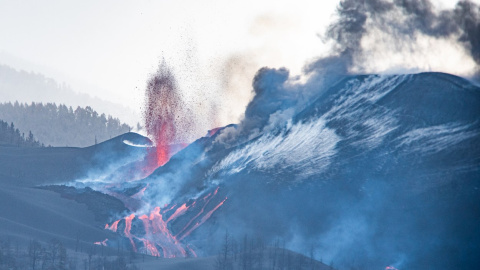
left=0, top=102, right=132, bottom=147
left=0, top=120, right=41, bottom=147
left=0, top=64, right=139, bottom=125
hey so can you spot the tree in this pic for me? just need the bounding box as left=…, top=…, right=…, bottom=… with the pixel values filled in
left=309, top=245, right=315, bottom=270
left=240, top=235, right=249, bottom=270
left=29, top=239, right=42, bottom=270
left=27, top=130, right=35, bottom=145
left=0, top=120, right=42, bottom=147
left=270, top=238, right=279, bottom=270
left=58, top=242, right=67, bottom=270
left=114, top=255, right=128, bottom=270
left=0, top=102, right=131, bottom=147
left=216, top=231, right=233, bottom=270
left=252, top=237, right=265, bottom=269
left=231, top=237, right=238, bottom=263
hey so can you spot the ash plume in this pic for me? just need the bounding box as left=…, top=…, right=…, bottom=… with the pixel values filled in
left=322, top=0, right=480, bottom=77
left=217, top=0, right=480, bottom=146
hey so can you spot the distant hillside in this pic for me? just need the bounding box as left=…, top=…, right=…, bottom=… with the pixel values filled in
left=0, top=102, right=132, bottom=147
left=0, top=64, right=140, bottom=126
left=0, top=120, right=41, bottom=147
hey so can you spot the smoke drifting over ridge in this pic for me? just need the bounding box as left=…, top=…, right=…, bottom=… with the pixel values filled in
left=320, top=0, right=480, bottom=77
left=215, top=0, right=480, bottom=147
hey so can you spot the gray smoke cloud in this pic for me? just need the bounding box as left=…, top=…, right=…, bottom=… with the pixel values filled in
left=218, top=0, right=480, bottom=147
left=323, top=0, right=480, bottom=77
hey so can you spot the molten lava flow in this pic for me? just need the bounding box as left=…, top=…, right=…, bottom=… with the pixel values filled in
left=105, top=220, right=119, bottom=232
left=94, top=239, right=108, bottom=246
left=131, top=184, right=149, bottom=200
left=207, top=127, right=221, bottom=137
left=105, top=187, right=226, bottom=258
left=138, top=214, right=162, bottom=256
left=187, top=245, right=197, bottom=257
left=174, top=192, right=216, bottom=239
left=124, top=214, right=137, bottom=252
left=166, top=202, right=195, bottom=223
left=174, top=189, right=220, bottom=239
left=142, top=239, right=161, bottom=257
left=147, top=206, right=187, bottom=258
left=178, top=197, right=227, bottom=241
left=161, top=203, right=177, bottom=214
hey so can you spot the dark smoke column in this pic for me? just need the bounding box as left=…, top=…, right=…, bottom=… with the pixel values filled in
left=144, top=61, right=185, bottom=166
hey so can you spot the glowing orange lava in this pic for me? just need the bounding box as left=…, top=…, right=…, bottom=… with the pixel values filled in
left=187, top=245, right=197, bottom=257
left=155, top=122, right=173, bottom=166
left=131, top=184, right=149, bottom=200
left=142, top=239, right=161, bottom=257
left=161, top=203, right=177, bottom=214
left=105, top=220, right=119, bottom=232
left=178, top=197, right=227, bottom=241
left=105, top=187, right=226, bottom=258
left=175, top=187, right=220, bottom=239
left=166, top=202, right=195, bottom=223
left=124, top=213, right=137, bottom=252
left=94, top=238, right=108, bottom=246
left=207, top=127, right=221, bottom=137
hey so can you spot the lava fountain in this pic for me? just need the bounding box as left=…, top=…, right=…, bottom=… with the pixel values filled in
left=100, top=62, right=227, bottom=257
left=143, top=60, right=188, bottom=167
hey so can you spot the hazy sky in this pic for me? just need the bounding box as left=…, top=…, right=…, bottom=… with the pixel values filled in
left=0, top=0, right=473, bottom=128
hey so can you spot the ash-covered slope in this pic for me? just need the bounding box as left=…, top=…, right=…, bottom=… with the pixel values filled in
left=0, top=132, right=153, bottom=249
left=0, top=132, right=152, bottom=187
left=136, top=72, right=480, bottom=269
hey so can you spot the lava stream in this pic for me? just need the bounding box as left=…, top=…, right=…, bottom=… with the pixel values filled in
left=94, top=238, right=108, bottom=246
left=131, top=184, right=149, bottom=200
left=105, top=220, right=119, bottom=232
left=106, top=187, right=226, bottom=258
left=166, top=202, right=195, bottom=223
left=187, top=245, right=197, bottom=257
left=175, top=188, right=218, bottom=239
left=124, top=214, right=137, bottom=252
left=147, top=207, right=186, bottom=257
left=178, top=197, right=227, bottom=241
left=161, top=203, right=177, bottom=214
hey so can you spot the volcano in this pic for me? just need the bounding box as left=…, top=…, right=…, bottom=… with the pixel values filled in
left=1, top=71, right=479, bottom=270
left=114, top=72, right=480, bottom=269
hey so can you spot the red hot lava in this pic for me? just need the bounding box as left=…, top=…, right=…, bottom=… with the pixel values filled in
left=104, top=187, right=226, bottom=258
left=105, top=220, right=119, bottom=232
left=143, top=61, right=188, bottom=167
left=207, top=127, right=221, bottom=137
left=94, top=239, right=108, bottom=246
left=124, top=213, right=137, bottom=252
